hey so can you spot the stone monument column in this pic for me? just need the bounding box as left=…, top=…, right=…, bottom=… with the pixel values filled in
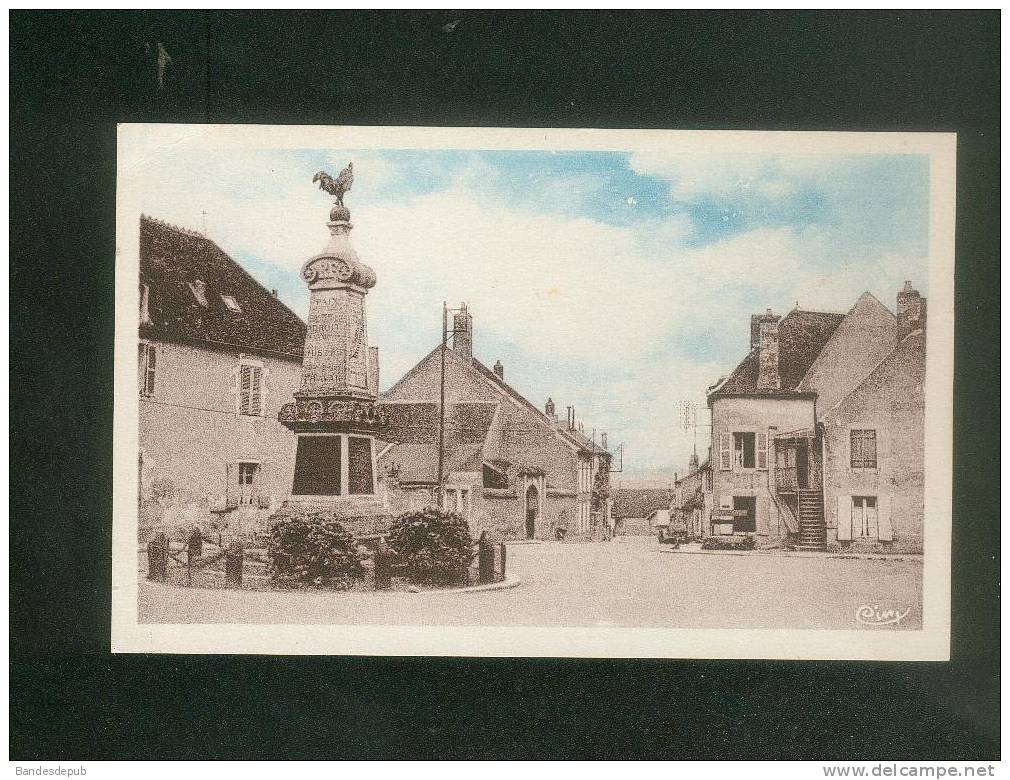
left=278, top=164, right=388, bottom=517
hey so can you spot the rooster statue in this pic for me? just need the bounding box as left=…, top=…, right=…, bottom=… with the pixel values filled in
left=313, top=162, right=354, bottom=206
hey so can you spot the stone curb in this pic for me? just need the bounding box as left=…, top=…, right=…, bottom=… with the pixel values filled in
left=140, top=575, right=522, bottom=596
left=407, top=576, right=522, bottom=595
left=658, top=547, right=922, bottom=562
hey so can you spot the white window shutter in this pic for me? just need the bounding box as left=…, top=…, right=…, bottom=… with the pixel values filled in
left=878, top=495, right=893, bottom=541
left=719, top=495, right=732, bottom=510
left=757, top=432, right=768, bottom=469
left=836, top=495, right=852, bottom=541
left=250, top=367, right=263, bottom=416
left=239, top=365, right=251, bottom=414
left=719, top=433, right=731, bottom=470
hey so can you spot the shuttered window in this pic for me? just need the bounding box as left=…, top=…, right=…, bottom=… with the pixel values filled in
left=239, top=364, right=263, bottom=416
left=852, top=496, right=878, bottom=538
left=756, top=432, right=768, bottom=470
left=138, top=343, right=156, bottom=397
left=850, top=429, right=877, bottom=469
left=719, top=433, right=731, bottom=470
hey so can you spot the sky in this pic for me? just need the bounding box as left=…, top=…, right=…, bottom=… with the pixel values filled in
left=129, top=144, right=930, bottom=482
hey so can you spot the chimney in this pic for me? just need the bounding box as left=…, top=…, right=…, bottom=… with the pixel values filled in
left=756, top=310, right=782, bottom=391
left=271, top=289, right=278, bottom=297
left=896, top=281, right=927, bottom=341
left=452, top=302, right=473, bottom=361
left=566, top=406, right=576, bottom=431
left=545, top=397, right=557, bottom=423
left=493, top=359, right=504, bottom=380
left=601, top=432, right=608, bottom=450
left=750, top=308, right=780, bottom=350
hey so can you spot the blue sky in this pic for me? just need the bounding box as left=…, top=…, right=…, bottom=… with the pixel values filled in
left=133, top=145, right=930, bottom=480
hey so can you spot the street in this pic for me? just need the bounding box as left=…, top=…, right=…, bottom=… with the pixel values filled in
left=138, top=536, right=922, bottom=630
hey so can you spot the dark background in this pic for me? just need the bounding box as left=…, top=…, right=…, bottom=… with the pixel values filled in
left=10, top=11, right=1000, bottom=759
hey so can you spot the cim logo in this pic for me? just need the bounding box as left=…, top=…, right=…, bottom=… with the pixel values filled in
left=856, top=604, right=912, bottom=627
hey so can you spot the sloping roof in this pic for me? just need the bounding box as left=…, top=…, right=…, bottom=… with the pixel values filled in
left=708, top=308, right=845, bottom=399
left=379, top=441, right=485, bottom=484
left=378, top=401, right=498, bottom=446
left=376, top=401, right=498, bottom=485
left=384, top=345, right=608, bottom=457
left=139, top=215, right=306, bottom=358
left=823, top=329, right=926, bottom=419
left=469, top=357, right=610, bottom=456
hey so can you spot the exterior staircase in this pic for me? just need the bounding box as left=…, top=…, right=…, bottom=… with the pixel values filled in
left=795, top=489, right=827, bottom=551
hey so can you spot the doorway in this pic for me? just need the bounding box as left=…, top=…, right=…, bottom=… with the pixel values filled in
left=795, top=444, right=809, bottom=489
left=525, top=484, right=539, bottom=539
left=732, top=496, right=757, bottom=533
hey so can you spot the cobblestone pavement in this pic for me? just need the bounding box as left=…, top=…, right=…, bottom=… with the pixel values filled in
left=138, top=535, right=922, bottom=630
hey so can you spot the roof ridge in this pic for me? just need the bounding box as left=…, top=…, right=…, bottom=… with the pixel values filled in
left=140, top=213, right=207, bottom=239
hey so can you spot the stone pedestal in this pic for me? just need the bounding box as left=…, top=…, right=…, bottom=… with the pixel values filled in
left=277, top=205, right=389, bottom=529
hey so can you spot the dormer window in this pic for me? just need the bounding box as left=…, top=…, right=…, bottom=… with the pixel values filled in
left=188, top=279, right=208, bottom=307
left=221, top=294, right=242, bottom=313
left=139, top=283, right=151, bottom=325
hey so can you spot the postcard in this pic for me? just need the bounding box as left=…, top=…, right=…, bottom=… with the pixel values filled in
left=112, top=124, right=954, bottom=658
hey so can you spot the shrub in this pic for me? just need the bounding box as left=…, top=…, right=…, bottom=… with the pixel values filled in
left=701, top=535, right=756, bottom=551
left=267, top=511, right=365, bottom=589
left=387, top=506, right=475, bottom=585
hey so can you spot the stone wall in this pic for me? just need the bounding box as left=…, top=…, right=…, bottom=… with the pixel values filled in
left=821, top=332, right=925, bottom=553
left=138, top=339, right=302, bottom=540
left=710, top=395, right=816, bottom=542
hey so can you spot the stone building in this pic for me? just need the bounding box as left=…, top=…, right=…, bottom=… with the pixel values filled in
left=671, top=452, right=713, bottom=541
left=377, top=304, right=613, bottom=540
left=705, top=283, right=926, bottom=552
left=137, top=215, right=305, bottom=540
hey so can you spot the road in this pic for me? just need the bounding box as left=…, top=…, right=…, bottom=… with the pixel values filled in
left=138, top=536, right=922, bottom=630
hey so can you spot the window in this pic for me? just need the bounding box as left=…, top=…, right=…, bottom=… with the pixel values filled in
left=852, top=496, right=878, bottom=538
left=237, top=462, right=259, bottom=506
left=138, top=343, right=156, bottom=396
left=188, top=280, right=208, bottom=307
left=139, top=283, right=151, bottom=325
left=756, top=432, right=768, bottom=469
left=733, top=432, right=756, bottom=469
left=221, top=294, right=242, bottom=313
left=238, top=364, right=263, bottom=416
left=850, top=429, right=877, bottom=469
left=443, top=487, right=471, bottom=519
left=719, top=433, right=731, bottom=470
left=482, top=464, right=508, bottom=490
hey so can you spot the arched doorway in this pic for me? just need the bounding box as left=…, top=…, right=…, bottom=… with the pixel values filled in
left=525, top=484, right=539, bottom=539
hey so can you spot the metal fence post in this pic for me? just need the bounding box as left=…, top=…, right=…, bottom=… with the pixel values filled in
left=147, top=532, right=168, bottom=582
left=478, top=531, right=494, bottom=584
left=224, top=541, right=244, bottom=588
left=374, top=539, right=391, bottom=590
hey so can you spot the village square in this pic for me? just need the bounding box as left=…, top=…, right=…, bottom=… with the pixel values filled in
left=135, top=157, right=927, bottom=630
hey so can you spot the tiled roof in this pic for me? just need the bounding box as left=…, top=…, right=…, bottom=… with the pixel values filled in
left=138, top=215, right=306, bottom=358
left=378, top=441, right=485, bottom=485
left=708, top=309, right=845, bottom=398
left=376, top=401, right=498, bottom=484
left=378, top=401, right=498, bottom=446
left=469, top=358, right=610, bottom=455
